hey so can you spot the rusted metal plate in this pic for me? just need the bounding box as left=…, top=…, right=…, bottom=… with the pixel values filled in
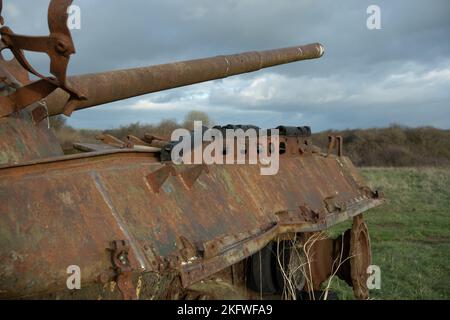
left=73, top=143, right=116, bottom=153
left=0, top=148, right=383, bottom=299
left=0, top=112, right=63, bottom=166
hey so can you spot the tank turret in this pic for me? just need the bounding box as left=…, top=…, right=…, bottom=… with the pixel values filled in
left=0, top=0, right=323, bottom=164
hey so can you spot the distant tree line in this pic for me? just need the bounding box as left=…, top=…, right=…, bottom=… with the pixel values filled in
left=50, top=113, right=450, bottom=167
left=313, top=125, right=450, bottom=167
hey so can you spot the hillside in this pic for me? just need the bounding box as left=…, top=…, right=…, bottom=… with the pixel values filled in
left=313, top=126, right=450, bottom=167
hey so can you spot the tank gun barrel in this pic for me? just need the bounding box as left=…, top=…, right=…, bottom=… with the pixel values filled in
left=45, top=43, right=324, bottom=116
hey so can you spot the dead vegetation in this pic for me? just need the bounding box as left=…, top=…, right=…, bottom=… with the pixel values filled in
left=275, top=233, right=352, bottom=301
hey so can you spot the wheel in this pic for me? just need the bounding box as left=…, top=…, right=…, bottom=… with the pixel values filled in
left=349, top=215, right=372, bottom=300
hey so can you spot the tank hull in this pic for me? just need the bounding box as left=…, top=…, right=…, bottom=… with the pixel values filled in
left=0, top=146, right=383, bottom=299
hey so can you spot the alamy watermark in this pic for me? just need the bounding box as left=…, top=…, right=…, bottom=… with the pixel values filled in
left=67, top=5, right=81, bottom=30
left=367, top=265, right=382, bottom=290
left=170, top=121, right=280, bottom=176
left=367, top=5, right=382, bottom=30
left=66, top=265, right=81, bottom=290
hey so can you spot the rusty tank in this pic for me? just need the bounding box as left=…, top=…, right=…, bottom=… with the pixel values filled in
left=0, top=0, right=384, bottom=300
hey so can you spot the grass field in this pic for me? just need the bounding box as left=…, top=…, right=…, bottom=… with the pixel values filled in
left=328, top=167, right=450, bottom=300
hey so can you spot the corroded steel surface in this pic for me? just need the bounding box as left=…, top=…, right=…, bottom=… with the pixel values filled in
left=0, top=110, right=63, bottom=166
left=0, top=148, right=383, bottom=299
left=45, top=43, right=324, bottom=116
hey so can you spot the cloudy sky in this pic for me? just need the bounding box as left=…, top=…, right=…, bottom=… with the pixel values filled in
left=3, top=0, right=450, bottom=131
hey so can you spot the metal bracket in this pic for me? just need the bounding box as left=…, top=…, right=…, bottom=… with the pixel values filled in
left=109, top=240, right=137, bottom=300
left=327, top=135, right=343, bottom=157
left=96, top=134, right=127, bottom=149
left=0, top=0, right=86, bottom=118
left=30, top=103, right=49, bottom=125
left=177, top=236, right=200, bottom=261
left=179, top=165, right=209, bottom=189
left=127, top=135, right=151, bottom=147
left=146, top=164, right=177, bottom=193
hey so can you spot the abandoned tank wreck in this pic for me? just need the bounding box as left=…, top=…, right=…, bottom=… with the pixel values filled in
left=0, top=0, right=384, bottom=300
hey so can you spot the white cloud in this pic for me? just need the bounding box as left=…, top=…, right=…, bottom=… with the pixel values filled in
left=109, top=61, right=450, bottom=122
left=347, top=64, right=450, bottom=105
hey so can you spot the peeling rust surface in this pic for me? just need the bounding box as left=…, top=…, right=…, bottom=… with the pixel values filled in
left=0, top=148, right=383, bottom=299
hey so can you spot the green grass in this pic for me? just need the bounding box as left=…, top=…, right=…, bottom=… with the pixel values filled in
left=328, top=167, right=450, bottom=300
